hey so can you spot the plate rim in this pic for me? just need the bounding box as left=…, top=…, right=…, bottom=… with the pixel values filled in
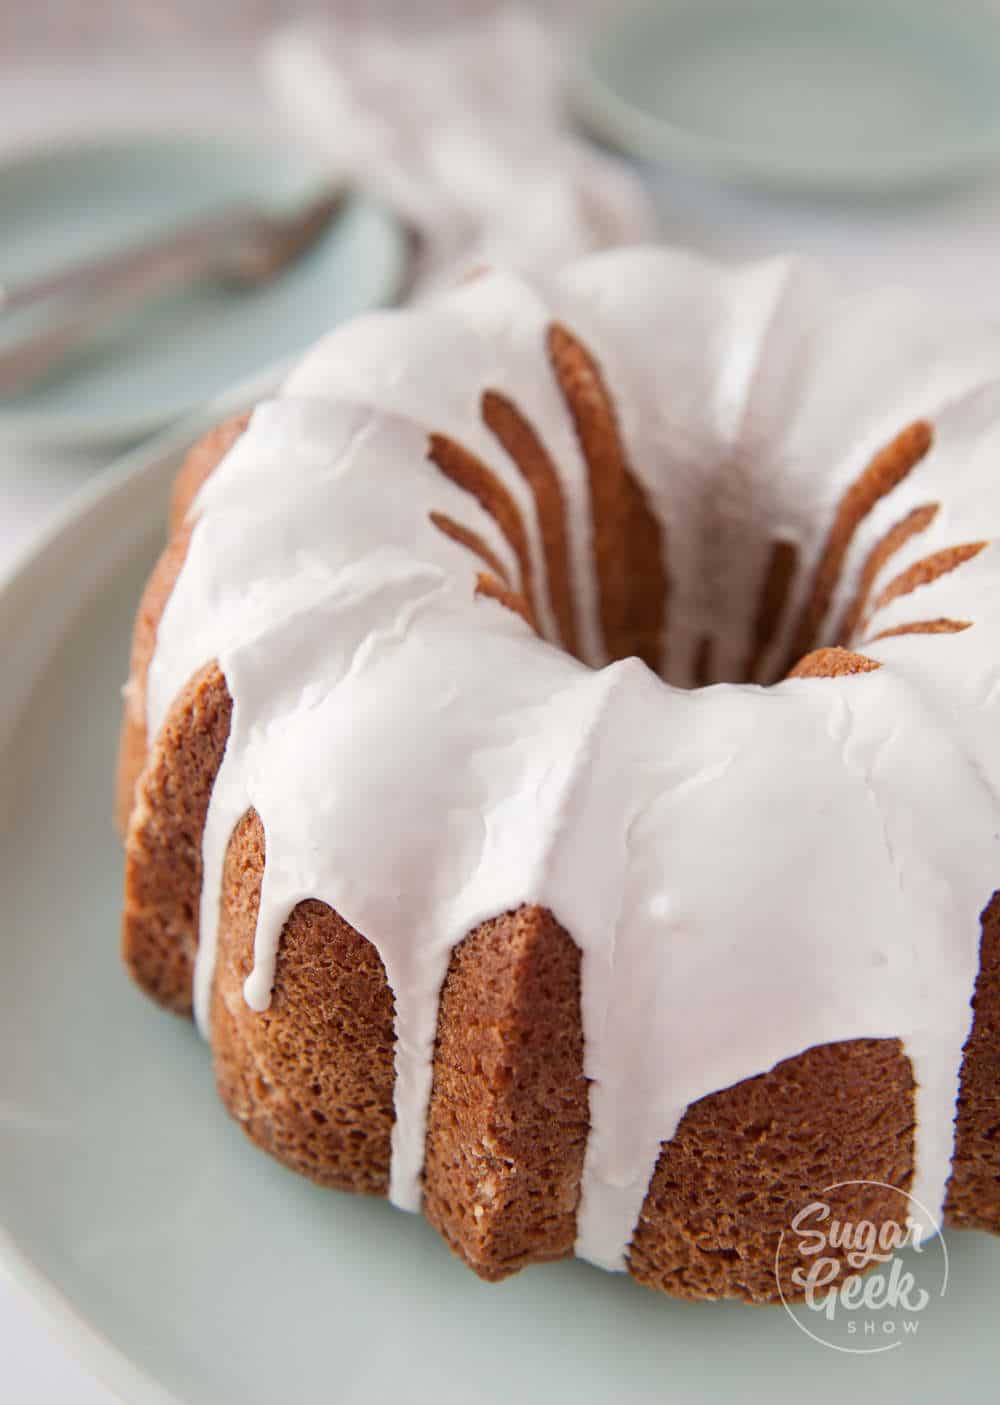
left=0, top=130, right=407, bottom=448
left=0, top=373, right=291, bottom=1404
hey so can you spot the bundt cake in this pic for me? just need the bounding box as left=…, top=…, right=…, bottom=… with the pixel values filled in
left=118, top=246, right=1000, bottom=1303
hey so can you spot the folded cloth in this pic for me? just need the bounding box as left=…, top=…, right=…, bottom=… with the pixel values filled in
left=262, top=7, right=656, bottom=295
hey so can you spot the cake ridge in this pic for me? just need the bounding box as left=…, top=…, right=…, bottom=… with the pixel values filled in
left=547, top=321, right=667, bottom=675
left=481, top=387, right=580, bottom=656
left=427, top=430, right=541, bottom=630
left=837, top=502, right=939, bottom=644
left=783, top=419, right=934, bottom=671
left=873, top=541, right=988, bottom=613
left=428, top=509, right=512, bottom=586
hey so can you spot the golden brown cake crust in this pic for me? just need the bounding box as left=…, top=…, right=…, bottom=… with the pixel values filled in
left=122, top=662, right=232, bottom=1015
left=422, top=906, right=589, bottom=1280
left=119, top=416, right=253, bottom=1006
left=867, top=617, right=972, bottom=642
left=628, top=1039, right=916, bottom=1303
left=547, top=322, right=666, bottom=674
left=115, top=412, right=250, bottom=836
left=212, top=810, right=397, bottom=1194
left=119, top=411, right=1000, bottom=1302
left=787, top=645, right=881, bottom=679
left=115, top=524, right=194, bottom=836
left=784, top=419, right=933, bottom=670
left=481, top=389, right=579, bottom=656
left=428, top=431, right=540, bottom=630
left=836, top=503, right=939, bottom=644
left=946, top=893, right=1000, bottom=1231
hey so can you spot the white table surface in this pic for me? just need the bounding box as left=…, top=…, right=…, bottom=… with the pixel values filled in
left=6, top=48, right=1000, bottom=1405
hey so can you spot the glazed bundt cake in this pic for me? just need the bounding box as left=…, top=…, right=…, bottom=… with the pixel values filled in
left=118, top=247, right=1000, bottom=1303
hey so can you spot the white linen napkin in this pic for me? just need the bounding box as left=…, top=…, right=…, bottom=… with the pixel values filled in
left=262, top=8, right=656, bottom=295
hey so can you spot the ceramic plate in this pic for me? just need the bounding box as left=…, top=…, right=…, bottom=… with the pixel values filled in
left=1, top=402, right=999, bottom=1405
left=0, top=135, right=406, bottom=446
left=574, top=0, right=1000, bottom=192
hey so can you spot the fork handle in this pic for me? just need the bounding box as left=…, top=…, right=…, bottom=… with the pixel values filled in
left=0, top=227, right=249, bottom=398
left=0, top=205, right=256, bottom=317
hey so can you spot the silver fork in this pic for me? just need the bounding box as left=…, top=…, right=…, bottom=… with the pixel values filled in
left=0, top=186, right=352, bottom=398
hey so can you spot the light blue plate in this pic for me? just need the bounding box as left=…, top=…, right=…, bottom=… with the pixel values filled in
left=0, top=135, right=407, bottom=446
left=575, top=0, right=1000, bottom=192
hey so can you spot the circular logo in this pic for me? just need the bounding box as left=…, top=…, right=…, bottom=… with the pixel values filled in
left=775, top=1181, right=948, bottom=1354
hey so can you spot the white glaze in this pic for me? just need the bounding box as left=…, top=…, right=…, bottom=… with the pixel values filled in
left=145, top=247, right=1000, bottom=1271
